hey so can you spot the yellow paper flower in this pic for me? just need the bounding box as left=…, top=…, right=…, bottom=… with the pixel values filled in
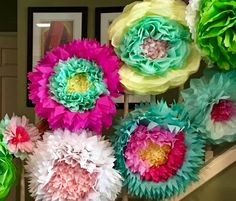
left=109, top=0, right=187, bottom=47
left=109, top=0, right=201, bottom=95
left=119, top=44, right=200, bottom=95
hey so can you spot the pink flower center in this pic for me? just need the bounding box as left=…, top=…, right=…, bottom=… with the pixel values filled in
left=44, top=161, right=97, bottom=200
left=10, top=126, right=30, bottom=145
left=141, top=37, right=169, bottom=60
left=211, top=99, right=235, bottom=121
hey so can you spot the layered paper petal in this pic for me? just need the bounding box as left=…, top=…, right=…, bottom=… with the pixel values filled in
left=193, top=0, right=236, bottom=70
left=112, top=101, right=205, bottom=200
left=182, top=69, right=236, bottom=144
left=0, top=142, right=16, bottom=200
left=25, top=129, right=122, bottom=201
left=109, top=0, right=201, bottom=95
left=28, top=39, right=122, bottom=134
left=0, top=115, right=40, bottom=159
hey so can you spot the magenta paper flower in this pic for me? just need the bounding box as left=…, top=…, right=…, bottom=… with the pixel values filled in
left=0, top=115, right=40, bottom=159
left=28, top=39, right=122, bottom=134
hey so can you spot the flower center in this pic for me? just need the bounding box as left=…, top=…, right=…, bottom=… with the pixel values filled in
left=67, top=73, right=90, bottom=93
left=138, top=141, right=171, bottom=167
left=141, top=37, right=169, bottom=60
left=44, top=161, right=97, bottom=200
left=9, top=126, right=30, bottom=145
left=211, top=99, right=235, bottom=121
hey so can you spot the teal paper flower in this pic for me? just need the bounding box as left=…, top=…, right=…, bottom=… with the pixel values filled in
left=182, top=69, right=236, bottom=144
left=115, top=16, right=191, bottom=76
left=49, top=57, right=107, bottom=112
left=112, top=101, right=205, bottom=200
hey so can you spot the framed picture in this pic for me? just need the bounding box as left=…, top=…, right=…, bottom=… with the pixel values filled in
left=27, top=7, right=88, bottom=106
left=95, top=7, right=124, bottom=44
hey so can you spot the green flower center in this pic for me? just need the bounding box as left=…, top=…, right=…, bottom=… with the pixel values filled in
left=67, top=73, right=90, bottom=93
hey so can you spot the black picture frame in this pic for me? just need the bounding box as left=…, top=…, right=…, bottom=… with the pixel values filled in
left=95, top=7, right=124, bottom=44
left=27, top=7, right=88, bottom=107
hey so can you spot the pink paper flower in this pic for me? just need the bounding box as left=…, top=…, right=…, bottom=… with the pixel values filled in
left=43, top=161, right=97, bottom=201
left=25, top=129, right=122, bottom=201
left=1, top=115, right=40, bottom=159
left=124, top=125, right=186, bottom=182
left=28, top=39, right=122, bottom=134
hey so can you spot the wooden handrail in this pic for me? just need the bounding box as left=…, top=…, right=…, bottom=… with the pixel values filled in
left=166, top=145, right=236, bottom=201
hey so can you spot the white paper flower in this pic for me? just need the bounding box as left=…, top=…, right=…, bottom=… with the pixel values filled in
left=186, top=0, right=201, bottom=40
left=25, top=129, right=122, bottom=201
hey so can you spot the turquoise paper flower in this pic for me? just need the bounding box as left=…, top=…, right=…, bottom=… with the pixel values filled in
left=182, top=69, right=236, bottom=144
left=49, top=57, right=108, bottom=112
left=111, top=101, right=205, bottom=200
left=116, top=16, right=191, bottom=76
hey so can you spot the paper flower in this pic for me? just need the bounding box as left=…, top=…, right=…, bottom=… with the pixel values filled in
left=185, top=0, right=201, bottom=40
left=109, top=0, right=201, bottom=95
left=25, top=129, right=122, bottom=201
left=182, top=70, right=236, bottom=144
left=0, top=115, right=40, bottom=160
left=190, top=0, right=236, bottom=70
left=0, top=142, right=16, bottom=200
left=28, top=39, right=122, bottom=134
left=112, top=101, right=205, bottom=200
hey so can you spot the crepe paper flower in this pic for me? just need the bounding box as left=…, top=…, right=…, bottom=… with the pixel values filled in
left=112, top=101, right=205, bottom=200
left=108, top=0, right=201, bottom=95
left=0, top=114, right=40, bottom=160
left=25, top=129, right=122, bottom=201
left=28, top=39, right=122, bottom=134
left=181, top=70, right=236, bottom=144
left=192, top=0, right=236, bottom=70
left=185, top=0, right=201, bottom=40
left=115, top=16, right=190, bottom=76
left=0, top=142, right=16, bottom=200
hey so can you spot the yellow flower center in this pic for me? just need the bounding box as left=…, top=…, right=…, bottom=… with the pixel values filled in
left=138, top=141, right=171, bottom=167
left=67, top=73, right=90, bottom=93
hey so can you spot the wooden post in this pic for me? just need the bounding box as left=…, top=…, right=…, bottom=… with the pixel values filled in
left=178, top=84, right=184, bottom=103
left=122, top=94, right=129, bottom=201
left=205, top=145, right=214, bottom=162
left=150, top=95, right=156, bottom=103
left=124, top=94, right=129, bottom=116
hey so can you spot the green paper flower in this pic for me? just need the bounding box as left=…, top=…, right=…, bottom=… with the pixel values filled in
left=49, top=57, right=108, bottom=112
left=0, top=142, right=16, bottom=200
left=116, top=16, right=191, bottom=76
left=111, top=101, right=205, bottom=200
left=196, top=0, right=236, bottom=70
left=182, top=69, right=236, bottom=144
left=0, top=115, right=10, bottom=142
